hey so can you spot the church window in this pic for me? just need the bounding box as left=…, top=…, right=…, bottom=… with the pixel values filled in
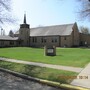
left=41, top=38, right=44, bottom=43
left=52, top=39, right=54, bottom=42
left=52, top=37, right=57, bottom=43
left=55, top=38, right=57, bottom=42
left=41, top=37, right=47, bottom=43
left=35, top=37, right=37, bottom=43
left=32, top=37, right=34, bottom=42
left=10, top=41, right=14, bottom=45
left=44, top=38, right=47, bottom=43
left=32, top=37, right=37, bottom=43
left=1, top=41, right=4, bottom=45
left=64, top=37, right=66, bottom=40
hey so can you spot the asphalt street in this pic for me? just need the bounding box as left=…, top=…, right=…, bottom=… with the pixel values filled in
left=0, top=71, right=63, bottom=90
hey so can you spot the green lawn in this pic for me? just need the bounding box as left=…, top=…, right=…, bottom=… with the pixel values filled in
left=0, top=47, right=90, bottom=67
left=0, top=61, right=78, bottom=84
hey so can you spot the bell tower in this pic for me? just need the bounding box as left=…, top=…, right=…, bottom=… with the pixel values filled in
left=19, top=13, right=30, bottom=46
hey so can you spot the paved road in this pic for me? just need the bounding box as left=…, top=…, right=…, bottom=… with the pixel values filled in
left=0, top=71, right=63, bottom=90
left=0, top=57, right=83, bottom=73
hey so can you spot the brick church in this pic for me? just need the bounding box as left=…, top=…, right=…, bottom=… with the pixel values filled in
left=0, top=14, right=90, bottom=47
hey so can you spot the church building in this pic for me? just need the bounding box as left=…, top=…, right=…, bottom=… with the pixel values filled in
left=0, top=14, right=90, bottom=48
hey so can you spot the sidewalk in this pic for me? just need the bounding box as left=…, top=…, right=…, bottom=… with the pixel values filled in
left=71, top=63, right=90, bottom=89
left=0, top=57, right=83, bottom=73
left=0, top=57, right=90, bottom=89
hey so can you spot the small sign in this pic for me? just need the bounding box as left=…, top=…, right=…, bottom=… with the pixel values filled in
left=44, top=46, right=56, bottom=56
left=47, top=49, right=53, bottom=53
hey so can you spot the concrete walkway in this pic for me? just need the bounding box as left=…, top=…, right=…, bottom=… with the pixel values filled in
left=71, top=63, right=90, bottom=89
left=0, top=57, right=83, bottom=73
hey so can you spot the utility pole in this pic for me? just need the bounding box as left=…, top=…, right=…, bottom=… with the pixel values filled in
left=1, top=28, right=3, bottom=35
left=3, top=29, right=5, bottom=36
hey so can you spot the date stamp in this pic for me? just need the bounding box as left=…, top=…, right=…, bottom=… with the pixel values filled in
left=78, top=76, right=88, bottom=79
left=58, top=75, right=88, bottom=79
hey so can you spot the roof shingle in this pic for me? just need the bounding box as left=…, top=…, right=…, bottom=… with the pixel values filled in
left=0, top=36, right=18, bottom=40
left=30, top=24, right=74, bottom=36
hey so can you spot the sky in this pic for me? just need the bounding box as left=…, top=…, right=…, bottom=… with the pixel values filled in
left=2, top=0, right=90, bottom=35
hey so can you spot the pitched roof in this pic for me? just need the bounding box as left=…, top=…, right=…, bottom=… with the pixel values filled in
left=15, top=23, right=75, bottom=36
left=30, top=24, right=74, bottom=36
left=0, top=35, right=18, bottom=40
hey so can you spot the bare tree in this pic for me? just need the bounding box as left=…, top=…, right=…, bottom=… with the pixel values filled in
left=56, top=0, right=90, bottom=20
left=77, top=0, right=90, bottom=20
left=0, top=0, right=14, bottom=24
left=80, top=26, right=89, bottom=34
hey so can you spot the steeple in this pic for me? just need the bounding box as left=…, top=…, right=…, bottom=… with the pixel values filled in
left=19, top=12, right=30, bottom=47
left=23, top=13, right=26, bottom=24
left=20, top=12, right=29, bottom=28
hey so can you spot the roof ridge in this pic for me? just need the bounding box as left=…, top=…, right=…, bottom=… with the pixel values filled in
left=31, top=23, right=74, bottom=29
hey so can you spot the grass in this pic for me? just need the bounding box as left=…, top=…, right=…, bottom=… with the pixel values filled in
left=0, top=47, right=90, bottom=67
left=0, top=61, right=78, bottom=84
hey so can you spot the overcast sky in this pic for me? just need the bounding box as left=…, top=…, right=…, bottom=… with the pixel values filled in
left=2, top=0, right=90, bottom=34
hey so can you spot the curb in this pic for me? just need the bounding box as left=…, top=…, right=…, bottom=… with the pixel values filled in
left=0, top=68, right=89, bottom=90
